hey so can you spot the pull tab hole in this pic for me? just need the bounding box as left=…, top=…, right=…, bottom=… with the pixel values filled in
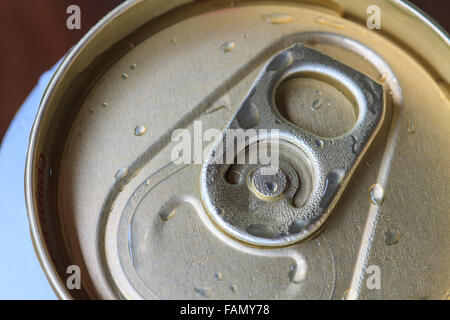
left=275, top=75, right=357, bottom=137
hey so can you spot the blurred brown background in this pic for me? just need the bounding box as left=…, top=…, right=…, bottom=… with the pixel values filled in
left=0, top=0, right=448, bottom=142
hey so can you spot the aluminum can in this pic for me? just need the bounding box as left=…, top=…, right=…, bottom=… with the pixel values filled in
left=25, top=0, right=449, bottom=300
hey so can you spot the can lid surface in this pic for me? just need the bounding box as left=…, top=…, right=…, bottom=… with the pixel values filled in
left=26, top=0, right=449, bottom=300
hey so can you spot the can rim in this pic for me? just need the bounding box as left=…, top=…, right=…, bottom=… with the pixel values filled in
left=24, top=0, right=449, bottom=300
left=24, top=0, right=137, bottom=300
left=398, top=0, right=449, bottom=44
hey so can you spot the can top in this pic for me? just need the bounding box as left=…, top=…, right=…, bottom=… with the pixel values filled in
left=26, top=0, right=449, bottom=300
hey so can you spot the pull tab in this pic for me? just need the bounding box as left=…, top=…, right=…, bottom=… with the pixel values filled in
left=201, top=44, right=385, bottom=247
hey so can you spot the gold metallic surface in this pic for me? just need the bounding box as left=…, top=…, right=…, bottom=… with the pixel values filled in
left=25, top=0, right=449, bottom=299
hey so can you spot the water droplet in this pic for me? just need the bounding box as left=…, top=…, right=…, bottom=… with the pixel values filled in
left=144, top=178, right=151, bottom=186
left=134, top=125, right=147, bottom=136
left=246, top=224, right=275, bottom=239
left=226, top=170, right=242, bottom=184
left=221, top=41, right=236, bottom=53
left=115, top=168, right=128, bottom=180
left=163, top=208, right=178, bottom=221
left=236, top=102, right=260, bottom=128
left=121, top=73, right=129, bottom=80
left=342, top=288, right=350, bottom=300
left=366, top=159, right=374, bottom=166
left=194, top=287, right=212, bottom=298
left=406, top=114, right=416, bottom=134
left=315, top=16, right=346, bottom=29
left=217, top=208, right=225, bottom=215
left=264, top=181, right=278, bottom=193
left=230, top=285, right=238, bottom=293
left=368, top=183, right=385, bottom=206
left=102, top=102, right=108, bottom=108
left=262, top=13, right=293, bottom=24
left=170, top=38, right=177, bottom=43
left=320, top=169, right=345, bottom=208
left=267, top=50, right=293, bottom=71
left=314, top=139, right=324, bottom=148
left=351, top=135, right=358, bottom=154
left=315, top=90, right=322, bottom=96
left=385, top=228, right=401, bottom=246
left=214, top=272, right=223, bottom=281
left=130, top=64, right=137, bottom=70
left=244, top=33, right=249, bottom=39
left=378, top=73, right=388, bottom=82
left=341, top=288, right=359, bottom=300
left=312, top=98, right=323, bottom=110
left=204, top=105, right=227, bottom=115
left=289, top=265, right=304, bottom=284
left=288, top=219, right=308, bottom=234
